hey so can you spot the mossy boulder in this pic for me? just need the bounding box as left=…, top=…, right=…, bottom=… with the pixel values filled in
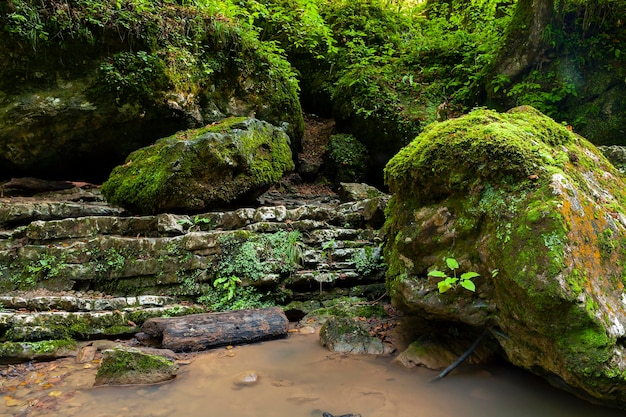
left=384, top=106, right=626, bottom=408
left=94, top=347, right=178, bottom=386
left=319, top=316, right=391, bottom=355
left=101, top=117, right=294, bottom=214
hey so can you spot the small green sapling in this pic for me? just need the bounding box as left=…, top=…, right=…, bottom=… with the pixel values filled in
left=428, top=257, right=479, bottom=293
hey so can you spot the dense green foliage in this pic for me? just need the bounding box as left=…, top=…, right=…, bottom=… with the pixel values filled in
left=197, top=230, right=302, bottom=311
left=488, top=0, right=626, bottom=120
left=0, top=0, right=304, bottom=141
left=2, top=0, right=623, bottom=181
left=326, top=134, right=369, bottom=182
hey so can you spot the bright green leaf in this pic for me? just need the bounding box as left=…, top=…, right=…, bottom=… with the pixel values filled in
left=446, top=258, right=459, bottom=270
left=428, top=270, right=447, bottom=278
left=460, top=280, right=476, bottom=292
left=461, top=271, right=480, bottom=280
left=438, top=281, right=452, bottom=293
left=445, top=277, right=458, bottom=285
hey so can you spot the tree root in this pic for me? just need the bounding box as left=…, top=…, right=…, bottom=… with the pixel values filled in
left=431, top=329, right=488, bottom=382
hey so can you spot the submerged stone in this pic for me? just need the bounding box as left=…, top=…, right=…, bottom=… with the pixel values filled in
left=384, top=106, right=626, bottom=408
left=101, top=117, right=295, bottom=214
left=233, top=370, right=259, bottom=386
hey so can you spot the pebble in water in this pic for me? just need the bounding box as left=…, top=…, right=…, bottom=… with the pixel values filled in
left=233, top=370, right=258, bottom=386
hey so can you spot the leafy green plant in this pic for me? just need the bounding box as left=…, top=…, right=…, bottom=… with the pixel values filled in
left=350, top=245, right=384, bottom=275
left=22, top=253, right=63, bottom=287
left=326, top=134, right=369, bottom=183
left=177, top=215, right=213, bottom=232
left=177, top=218, right=194, bottom=230
left=213, top=275, right=241, bottom=301
left=98, top=50, right=169, bottom=104
left=217, top=230, right=303, bottom=281
left=198, top=283, right=270, bottom=312
left=268, top=230, right=303, bottom=273
left=93, top=247, right=127, bottom=277
left=428, top=257, right=479, bottom=294
left=321, top=238, right=336, bottom=266
left=177, top=269, right=204, bottom=296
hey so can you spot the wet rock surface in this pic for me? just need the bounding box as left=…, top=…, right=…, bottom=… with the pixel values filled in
left=384, top=106, right=626, bottom=408
left=319, top=316, right=394, bottom=355
left=94, top=347, right=178, bottom=386
left=0, top=180, right=389, bottom=363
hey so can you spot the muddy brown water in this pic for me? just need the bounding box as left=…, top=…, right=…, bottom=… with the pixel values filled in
left=1, top=332, right=623, bottom=417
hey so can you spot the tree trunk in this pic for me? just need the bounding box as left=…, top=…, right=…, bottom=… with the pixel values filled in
left=139, top=307, right=289, bottom=352
left=491, top=0, right=555, bottom=81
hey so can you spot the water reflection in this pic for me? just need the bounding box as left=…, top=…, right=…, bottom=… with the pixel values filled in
left=73, top=333, right=622, bottom=417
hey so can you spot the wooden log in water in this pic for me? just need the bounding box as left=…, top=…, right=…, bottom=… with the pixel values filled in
left=139, top=307, right=289, bottom=352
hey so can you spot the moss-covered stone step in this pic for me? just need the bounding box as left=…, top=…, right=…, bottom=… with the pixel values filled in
left=0, top=294, right=176, bottom=312
left=18, top=201, right=374, bottom=241
left=0, top=198, right=124, bottom=229
left=0, top=304, right=204, bottom=342
left=0, top=339, right=77, bottom=364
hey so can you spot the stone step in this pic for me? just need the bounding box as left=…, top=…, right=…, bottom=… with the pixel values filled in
left=12, top=201, right=376, bottom=241
left=0, top=193, right=387, bottom=298
left=0, top=294, right=176, bottom=312
left=0, top=198, right=124, bottom=229
left=0, top=304, right=204, bottom=342
left=289, top=269, right=384, bottom=286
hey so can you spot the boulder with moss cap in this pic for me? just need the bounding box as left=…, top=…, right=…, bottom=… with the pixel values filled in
left=101, top=117, right=294, bottom=214
left=94, top=347, right=178, bottom=386
left=384, top=105, right=626, bottom=408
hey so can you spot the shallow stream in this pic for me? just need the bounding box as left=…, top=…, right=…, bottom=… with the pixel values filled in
left=2, top=332, right=623, bottom=417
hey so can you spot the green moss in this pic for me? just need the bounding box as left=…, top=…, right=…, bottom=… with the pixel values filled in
left=585, top=298, right=599, bottom=313
left=0, top=339, right=76, bottom=360
left=101, top=118, right=294, bottom=214
left=598, top=228, right=617, bottom=257
left=559, top=324, right=612, bottom=377
left=385, top=106, right=575, bottom=202
left=174, top=117, right=248, bottom=139
left=96, top=348, right=177, bottom=381
left=29, top=339, right=76, bottom=354
left=567, top=269, right=585, bottom=295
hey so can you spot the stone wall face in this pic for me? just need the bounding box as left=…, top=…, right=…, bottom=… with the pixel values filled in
left=0, top=191, right=386, bottom=300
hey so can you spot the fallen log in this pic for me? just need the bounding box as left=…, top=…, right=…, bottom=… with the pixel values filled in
left=139, top=307, right=289, bottom=352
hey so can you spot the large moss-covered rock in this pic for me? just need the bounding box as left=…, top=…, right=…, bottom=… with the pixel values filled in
left=101, top=117, right=294, bottom=214
left=384, top=106, right=626, bottom=408
left=0, top=1, right=303, bottom=182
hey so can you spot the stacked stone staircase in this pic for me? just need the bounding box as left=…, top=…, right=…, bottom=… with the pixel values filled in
left=0, top=185, right=388, bottom=357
